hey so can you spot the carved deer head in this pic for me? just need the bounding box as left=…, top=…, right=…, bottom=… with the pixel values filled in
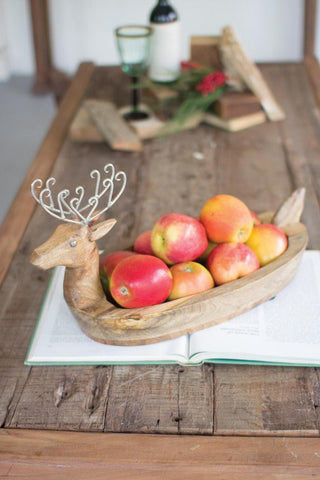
left=30, top=220, right=116, bottom=270
left=30, top=164, right=126, bottom=309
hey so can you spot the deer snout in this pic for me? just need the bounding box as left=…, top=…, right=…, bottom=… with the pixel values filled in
left=30, top=248, right=48, bottom=269
left=30, top=240, right=59, bottom=269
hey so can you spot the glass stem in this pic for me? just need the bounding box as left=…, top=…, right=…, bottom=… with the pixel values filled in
left=132, top=76, right=139, bottom=111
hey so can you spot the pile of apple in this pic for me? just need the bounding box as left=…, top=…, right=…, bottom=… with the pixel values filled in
left=100, top=194, right=288, bottom=309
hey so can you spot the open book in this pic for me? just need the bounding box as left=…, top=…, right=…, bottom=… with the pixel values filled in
left=25, top=251, right=320, bottom=366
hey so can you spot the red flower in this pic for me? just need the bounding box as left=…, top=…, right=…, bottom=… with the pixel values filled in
left=196, top=71, right=227, bottom=96
left=180, top=60, right=204, bottom=71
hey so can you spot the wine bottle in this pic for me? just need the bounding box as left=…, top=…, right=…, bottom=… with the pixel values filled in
left=149, top=0, right=181, bottom=83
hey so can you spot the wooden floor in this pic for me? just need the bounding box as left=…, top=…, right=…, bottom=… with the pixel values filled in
left=1, top=61, right=320, bottom=476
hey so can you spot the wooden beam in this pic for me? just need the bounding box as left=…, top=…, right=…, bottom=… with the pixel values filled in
left=0, top=62, right=95, bottom=288
left=1, top=429, right=320, bottom=478
left=29, top=0, right=52, bottom=94
left=304, top=0, right=317, bottom=58
left=29, top=0, right=70, bottom=101
left=84, top=99, right=143, bottom=151
left=304, top=55, right=320, bottom=107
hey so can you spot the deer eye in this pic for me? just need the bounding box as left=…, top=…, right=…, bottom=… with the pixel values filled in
left=70, top=240, right=77, bottom=247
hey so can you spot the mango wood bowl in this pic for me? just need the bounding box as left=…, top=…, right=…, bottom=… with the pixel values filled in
left=30, top=187, right=307, bottom=346
left=72, top=212, right=308, bottom=346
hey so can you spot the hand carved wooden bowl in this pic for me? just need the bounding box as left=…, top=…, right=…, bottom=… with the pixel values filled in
left=30, top=180, right=308, bottom=346
left=71, top=215, right=308, bottom=345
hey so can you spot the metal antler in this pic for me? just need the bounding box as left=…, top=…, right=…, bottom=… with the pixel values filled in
left=31, top=163, right=126, bottom=225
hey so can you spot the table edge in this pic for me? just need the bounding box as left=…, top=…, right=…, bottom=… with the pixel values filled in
left=1, top=429, right=320, bottom=475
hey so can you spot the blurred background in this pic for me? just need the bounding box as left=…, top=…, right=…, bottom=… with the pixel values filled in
left=0, top=0, right=319, bottom=223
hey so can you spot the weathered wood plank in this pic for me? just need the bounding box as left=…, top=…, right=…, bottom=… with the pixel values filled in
left=262, top=63, right=320, bottom=249
left=134, top=126, right=222, bottom=230
left=0, top=361, right=31, bottom=428
left=84, top=99, right=143, bottom=151
left=104, top=364, right=214, bottom=435
left=178, top=364, right=214, bottom=434
left=1, top=430, right=320, bottom=480
left=206, top=118, right=292, bottom=214
left=105, top=365, right=180, bottom=434
left=214, top=366, right=320, bottom=435
left=8, top=366, right=112, bottom=431
left=69, top=104, right=104, bottom=142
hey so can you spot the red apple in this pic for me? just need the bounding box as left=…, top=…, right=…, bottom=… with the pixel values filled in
left=168, top=261, right=214, bottom=300
left=245, top=223, right=288, bottom=266
left=200, top=194, right=253, bottom=243
left=133, top=230, right=153, bottom=255
left=151, top=213, right=208, bottom=265
left=110, top=254, right=173, bottom=308
left=99, top=250, right=137, bottom=290
left=207, top=242, right=260, bottom=285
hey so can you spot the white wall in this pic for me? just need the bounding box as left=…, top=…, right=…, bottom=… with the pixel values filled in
left=3, top=0, right=306, bottom=77
left=2, top=0, right=34, bottom=77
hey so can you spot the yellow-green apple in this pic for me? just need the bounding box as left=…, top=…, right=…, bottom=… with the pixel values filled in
left=133, top=230, right=153, bottom=255
left=168, top=261, right=214, bottom=300
left=200, top=194, right=253, bottom=243
left=99, top=250, right=137, bottom=291
left=151, top=213, right=208, bottom=265
left=250, top=210, right=261, bottom=226
left=245, top=224, right=288, bottom=266
left=197, top=240, right=218, bottom=264
left=207, top=242, right=259, bottom=285
left=110, top=254, right=173, bottom=308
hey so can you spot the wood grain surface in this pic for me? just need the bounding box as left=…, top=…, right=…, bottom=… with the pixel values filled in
left=1, top=429, right=320, bottom=479
left=0, top=63, right=320, bottom=441
left=84, top=99, right=143, bottom=151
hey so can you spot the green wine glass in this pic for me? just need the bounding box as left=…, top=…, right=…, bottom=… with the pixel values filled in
left=115, top=25, right=152, bottom=121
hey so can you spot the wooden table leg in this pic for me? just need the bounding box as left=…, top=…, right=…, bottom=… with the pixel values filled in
left=29, top=0, right=70, bottom=101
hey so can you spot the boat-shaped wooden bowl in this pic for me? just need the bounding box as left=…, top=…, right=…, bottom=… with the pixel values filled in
left=30, top=188, right=308, bottom=346
left=72, top=214, right=307, bottom=345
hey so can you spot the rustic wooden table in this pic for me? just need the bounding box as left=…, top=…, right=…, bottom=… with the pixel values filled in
left=1, top=62, right=320, bottom=478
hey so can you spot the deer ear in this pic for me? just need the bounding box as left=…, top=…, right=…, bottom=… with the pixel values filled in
left=90, top=218, right=117, bottom=241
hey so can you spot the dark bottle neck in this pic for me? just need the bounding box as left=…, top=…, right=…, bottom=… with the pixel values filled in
left=150, top=0, right=178, bottom=23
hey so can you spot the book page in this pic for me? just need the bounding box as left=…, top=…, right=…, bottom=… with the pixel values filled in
left=189, top=251, right=320, bottom=365
left=26, top=267, right=189, bottom=365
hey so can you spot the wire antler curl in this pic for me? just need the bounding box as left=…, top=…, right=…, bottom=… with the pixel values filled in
left=31, top=163, right=126, bottom=225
